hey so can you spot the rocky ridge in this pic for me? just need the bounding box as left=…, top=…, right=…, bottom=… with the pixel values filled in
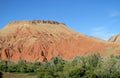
left=108, top=34, right=120, bottom=44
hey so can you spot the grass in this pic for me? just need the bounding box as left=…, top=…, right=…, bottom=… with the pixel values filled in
left=2, top=72, right=37, bottom=78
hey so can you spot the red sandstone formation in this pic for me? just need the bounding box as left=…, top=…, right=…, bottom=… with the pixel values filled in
left=0, top=20, right=118, bottom=62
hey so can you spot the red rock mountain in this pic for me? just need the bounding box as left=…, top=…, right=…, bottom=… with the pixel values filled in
left=0, top=20, right=118, bottom=62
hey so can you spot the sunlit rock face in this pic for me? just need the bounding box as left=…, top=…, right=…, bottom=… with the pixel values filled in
left=0, top=20, right=117, bottom=62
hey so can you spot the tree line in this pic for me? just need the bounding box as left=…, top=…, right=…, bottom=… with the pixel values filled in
left=0, top=53, right=120, bottom=78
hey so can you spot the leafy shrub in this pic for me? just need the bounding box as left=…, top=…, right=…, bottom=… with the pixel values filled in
left=0, top=53, right=120, bottom=78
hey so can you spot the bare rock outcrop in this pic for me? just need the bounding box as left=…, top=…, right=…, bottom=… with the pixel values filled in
left=108, top=34, right=120, bottom=44
left=8, top=20, right=65, bottom=25
left=0, top=20, right=117, bottom=62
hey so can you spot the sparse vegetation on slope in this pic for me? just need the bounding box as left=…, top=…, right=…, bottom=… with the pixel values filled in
left=0, top=53, right=120, bottom=78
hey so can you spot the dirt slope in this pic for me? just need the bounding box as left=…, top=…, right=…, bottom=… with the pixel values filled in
left=0, top=20, right=117, bottom=62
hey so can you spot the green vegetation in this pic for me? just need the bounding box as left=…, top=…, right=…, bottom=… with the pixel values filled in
left=2, top=72, right=36, bottom=78
left=0, top=53, right=120, bottom=78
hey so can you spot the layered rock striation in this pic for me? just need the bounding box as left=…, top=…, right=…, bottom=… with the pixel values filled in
left=0, top=20, right=116, bottom=62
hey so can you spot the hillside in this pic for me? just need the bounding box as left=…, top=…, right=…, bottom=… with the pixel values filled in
left=0, top=20, right=117, bottom=62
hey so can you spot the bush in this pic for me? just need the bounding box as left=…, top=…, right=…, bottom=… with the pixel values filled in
left=0, top=53, right=119, bottom=78
left=69, top=68, right=85, bottom=78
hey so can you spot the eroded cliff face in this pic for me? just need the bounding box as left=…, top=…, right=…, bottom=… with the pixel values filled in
left=108, top=34, right=120, bottom=54
left=0, top=20, right=117, bottom=62
left=109, top=34, right=120, bottom=44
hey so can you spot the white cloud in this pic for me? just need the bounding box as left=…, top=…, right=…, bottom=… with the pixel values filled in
left=109, top=10, right=120, bottom=18
left=90, top=27, right=116, bottom=40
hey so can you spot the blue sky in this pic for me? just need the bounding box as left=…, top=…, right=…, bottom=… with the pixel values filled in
left=0, top=0, right=120, bottom=40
